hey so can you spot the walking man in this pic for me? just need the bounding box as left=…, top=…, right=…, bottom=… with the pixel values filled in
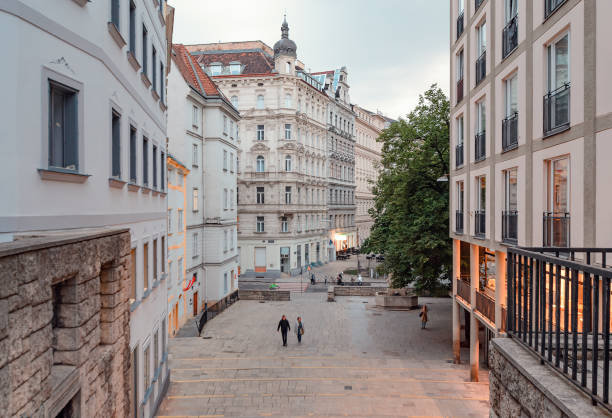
left=277, top=315, right=291, bottom=346
left=419, top=305, right=429, bottom=329
left=295, top=316, right=305, bottom=343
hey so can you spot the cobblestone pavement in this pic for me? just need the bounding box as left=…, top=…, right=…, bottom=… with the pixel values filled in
left=157, top=294, right=489, bottom=417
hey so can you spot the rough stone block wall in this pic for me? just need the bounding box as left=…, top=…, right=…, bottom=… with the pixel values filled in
left=0, top=230, right=132, bottom=418
left=238, top=290, right=291, bottom=301
left=489, top=339, right=570, bottom=418
left=333, top=286, right=388, bottom=297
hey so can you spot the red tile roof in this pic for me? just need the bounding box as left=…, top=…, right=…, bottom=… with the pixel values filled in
left=172, top=44, right=222, bottom=97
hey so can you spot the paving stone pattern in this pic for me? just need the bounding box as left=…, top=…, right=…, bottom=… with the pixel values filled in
left=157, top=294, right=489, bottom=417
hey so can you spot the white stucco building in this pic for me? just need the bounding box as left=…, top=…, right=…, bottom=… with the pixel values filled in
left=1, top=1, right=173, bottom=416
left=186, top=18, right=330, bottom=277
left=166, top=44, right=240, bottom=317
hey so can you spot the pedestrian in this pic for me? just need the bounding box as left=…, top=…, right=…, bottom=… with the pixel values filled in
left=295, top=316, right=305, bottom=343
left=277, top=315, right=291, bottom=346
left=311, top=272, right=315, bottom=285
left=357, top=273, right=363, bottom=286
left=419, top=305, right=429, bottom=329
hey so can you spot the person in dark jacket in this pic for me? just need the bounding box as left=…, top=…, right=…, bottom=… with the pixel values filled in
left=277, top=315, right=291, bottom=346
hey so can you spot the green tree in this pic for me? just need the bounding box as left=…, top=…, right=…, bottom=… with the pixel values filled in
left=362, top=85, right=450, bottom=292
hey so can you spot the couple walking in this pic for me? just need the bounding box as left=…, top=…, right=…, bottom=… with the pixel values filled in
left=277, top=315, right=304, bottom=346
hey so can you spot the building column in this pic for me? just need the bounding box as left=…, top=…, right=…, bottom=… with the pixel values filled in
left=452, top=239, right=461, bottom=364
left=495, top=250, right=507, bottom=334
left=470, top=243, right=480, bottom=382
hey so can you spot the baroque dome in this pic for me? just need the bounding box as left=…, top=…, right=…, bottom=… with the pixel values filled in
left=273, top=16, right=297, bottom=58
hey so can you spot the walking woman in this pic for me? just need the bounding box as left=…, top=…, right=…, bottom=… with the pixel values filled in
left=419, top=305, right=428, bottom=329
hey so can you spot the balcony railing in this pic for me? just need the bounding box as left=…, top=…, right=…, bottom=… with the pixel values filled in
left=502, top=210, right=518, bottom=244
left=475, top=51, right=486, bottom=85
left=502, top=112, right=518, bottom=151
left=475, top=0, right=484, bottom=12
left=456, top=210, right=464, bottom=234
left=475, top=210, right=486, bottom=238
left=455, top=143, right=464, bottom=167
left=502, top=15, right=518, bottom=59
left=476, top=291, right=495, bottom=324
left=545, top=0, right=567, bottom=20
left=475, top=131, right=486, bottom=162
left=506, top=247, right=612, bottom=412
left=456, top=278, right=471, bottom=303
left=544, top=83, right=570, bottom=137
left=543, top=212, right=570, bottom=247
left=457, top=11, right=464, bottom=39
left=456, top=78, right=464, bottom=103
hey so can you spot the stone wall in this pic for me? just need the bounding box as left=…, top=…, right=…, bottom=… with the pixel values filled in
left=0, top=229, right=132, bottom=418
left=238, top=290, right=291, bottom=301
left=489, top=338, right=609, bottom=418
left=332, top=286, right=388, bottom=297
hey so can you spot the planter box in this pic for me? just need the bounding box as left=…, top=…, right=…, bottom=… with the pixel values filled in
left=375, top=294, right=419, bottom=309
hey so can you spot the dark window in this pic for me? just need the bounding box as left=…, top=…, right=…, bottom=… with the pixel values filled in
left=153, top=145, right=158, bottom=188
left=545, top=0, right=567, bottom=20
left=129, top=1, right=136, bottom=53
left=143, top=137, right=148, bottom=185
left=142, top=25, right=148, bottom=75
left=160, top=63, right=164, bottom=103
left=152, top=46, right=157, bottom=92
left=49, top=81, right=78, bottom=170
left=111, top=110, right=121, bottom=177
left=111, top=0, right=120, bottom=28
left=160, top=151, right=165, bottom=190
left=129, top=126, right=137, bottom=182
left=256, top=187, right=264, bottom=204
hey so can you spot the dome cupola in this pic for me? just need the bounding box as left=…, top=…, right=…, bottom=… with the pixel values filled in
left=273, top=16, right=297, bottom=58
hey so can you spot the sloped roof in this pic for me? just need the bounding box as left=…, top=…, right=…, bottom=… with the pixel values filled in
left=172, top=44, right=222, bottom=97
left=194, top=50, right=274, bottom=75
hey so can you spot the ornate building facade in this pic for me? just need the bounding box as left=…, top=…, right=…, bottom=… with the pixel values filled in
left=186, top=18, right=329, bottom=277
left=353, top=106, right=385, bottom=245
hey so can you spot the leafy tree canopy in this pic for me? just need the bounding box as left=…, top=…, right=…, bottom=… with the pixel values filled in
left=362, top=85, right=450, bottom=292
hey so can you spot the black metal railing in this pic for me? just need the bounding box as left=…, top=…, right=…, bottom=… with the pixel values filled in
left=544, top=83, right=570, bottom=137
left=455, top=143, right=464, bottom=167
left=476, top=291, right=495, bottom=324
left=502, top=210, right=518, bottom=244
left=475, top=0, right=484, bottom=12
left=545, top=0, right=567, bottom=20
left=502, top=113, right=519, bottom=151
left=197, top=289, right=240, bottom=335
left=456, top=210, right=464, bottom=234
left=457, top=11, right=465, bottom=39
left=475, top=210, right=486, bottom=237
left=543, top=212, right=570, bottom=247
left=506, top=247, right=612, bottom=411
left=457, top=278, right=471, bottom=303
left=475, top=131, right=486, bottom=162
left=456, top=78, right=464, bottom=103
left=502, top=15, right=518, bottom=59
left=476, top=51, right=486, bottom=85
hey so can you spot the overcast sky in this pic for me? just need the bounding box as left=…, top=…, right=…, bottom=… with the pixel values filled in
left=170, top=0, right=449, bottom=120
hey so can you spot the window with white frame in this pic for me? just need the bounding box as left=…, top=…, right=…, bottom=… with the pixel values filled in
left=285, top=124, right=292, bottom=140
left=223, top=115, right=228, bottom=135
left=223, top=150, right=228, bottom=170
left=476, top=99, right=486, bottom=134
left=285, top=94, right=292, bottom=108
left=256, top=216, right=264, bottom=232
left=285, top=155, right=292, bottom=172
left=256, top=155, right=264, bottom=172
left=177, top=209, right=183, bottom=231
left=281, top=217, right=288, bottom=232
left=192, top=143, right=198, bottom=166
left=256, top=187, right=264, bottom=204
left=477, top=22, right=487, bottom=57
left=230, top=152, right=234, bottom=172
left=231, top=95, right=238, bottom=108
left=210, top=64, right=222, bottom=76
left=192, top=105, right=199, bottom=128
left=256, top=95, right=264, bottom=109
left=49, top=81, right=79, bottom=171
left=193, top=188, right=198, bottom=211
left=505, top=74, right=518, bottom=117
left=285, top=186, right=291, bottom=204
left=223, top=189, right=228, bottom=210
left=257, top=125, right=264, bottom=141
left=192, top=233, right=198, bottom=258
left=457, top=116, right=464, bottom=145
left=229, top=63, right=240, bottom=75
left=230, top=120, right=234, bottom=138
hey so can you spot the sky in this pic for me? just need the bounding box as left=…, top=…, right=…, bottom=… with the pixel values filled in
left=170, top=0, right=450, bottom=120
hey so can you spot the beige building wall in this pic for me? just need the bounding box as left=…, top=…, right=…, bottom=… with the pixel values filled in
left=353, top=105, right=384, bottom=246
left=448, top=0, right=612, bottom=381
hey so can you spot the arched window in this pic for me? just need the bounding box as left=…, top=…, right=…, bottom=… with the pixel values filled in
left=285, top=155, right=292, bottom=172
left=256, top=155, right=265, bottom=172
left=231, top=95, right=238, bottom=108
left=285, top=94, right=292, bottom=108
left=256, top=95, right=264, bottom=109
